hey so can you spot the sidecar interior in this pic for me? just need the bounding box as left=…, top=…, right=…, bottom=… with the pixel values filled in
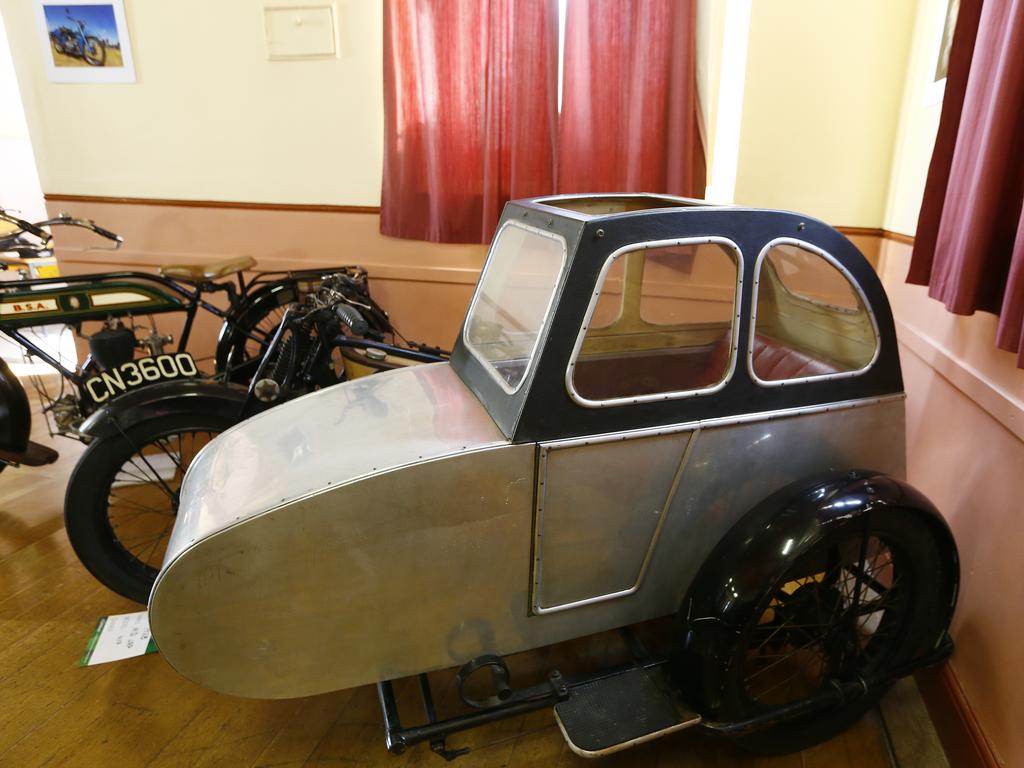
left=567, top=251, right=860, bottom=400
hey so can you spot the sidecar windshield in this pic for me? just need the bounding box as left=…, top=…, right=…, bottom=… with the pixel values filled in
left=464, top=221, right=566, bottom=393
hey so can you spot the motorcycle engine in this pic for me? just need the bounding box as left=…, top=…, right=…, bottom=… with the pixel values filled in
left=88, top=323, right=136, bottom=371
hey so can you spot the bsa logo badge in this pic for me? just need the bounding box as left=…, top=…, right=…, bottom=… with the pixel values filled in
left=0, top=299, right=58, bottom=315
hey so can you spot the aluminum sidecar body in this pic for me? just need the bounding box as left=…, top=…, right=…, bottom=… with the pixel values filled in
left=151, top=195, right=919, bottom=701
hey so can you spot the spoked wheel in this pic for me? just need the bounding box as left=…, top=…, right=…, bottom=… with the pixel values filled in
left=741, top=532, right=909, bottom=709
left=681, top=510, right=954, bottom=755
left=64, top=412, right=237, bottom=603
left=83, top=36, right=105, bottom=66
left=236, top=303, right=289, bottom=368
left=216, top=284, right=299, bottom=384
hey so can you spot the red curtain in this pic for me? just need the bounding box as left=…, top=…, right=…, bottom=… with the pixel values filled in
left=557, top=0, right=706, bottom=197
left=381, top=0, right=558, bottom=244
left=908, top=0, right=1024, bottom=366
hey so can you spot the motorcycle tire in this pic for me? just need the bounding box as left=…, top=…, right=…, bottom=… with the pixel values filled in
left=84, top=36, right=105, bottom=66
left=64, top=411, right=237, bottom=604
left=675, top=509, right=953, bottom=754
left=215, top=281, right=300, bottom=384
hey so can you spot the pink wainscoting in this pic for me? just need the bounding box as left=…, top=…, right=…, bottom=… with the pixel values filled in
left=44, top=199, right=488, bottom=360
left=879, top=238, right=1024, bottom=767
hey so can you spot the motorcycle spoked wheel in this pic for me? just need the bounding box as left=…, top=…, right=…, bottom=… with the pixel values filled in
left=64, top=412, right=236, bottom=604
left=217, top=284, right=299, bottom=384
left=696, top=512, right=950, bottom=754
left=83, top=36, right=105, bottom=66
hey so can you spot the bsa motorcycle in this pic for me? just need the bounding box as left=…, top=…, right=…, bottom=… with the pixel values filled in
left=60, top=269, right=446, bottom=604
left=1, top=207, right=437, bottom=601
left=0, top=206, right=376, bottom=469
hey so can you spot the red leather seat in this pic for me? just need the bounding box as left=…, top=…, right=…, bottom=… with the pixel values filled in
left=573, top=332, right=842, bottom=400
left=751, top=334, right=841, bottom=380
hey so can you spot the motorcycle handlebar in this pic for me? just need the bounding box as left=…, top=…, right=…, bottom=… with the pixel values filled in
left=35, top=214, right=123, bottom=247
left=335, top=303, right=369, bottom=337
left=91, top=224, right=124, bottom=245
left=0, top=210, right=48, bottom=240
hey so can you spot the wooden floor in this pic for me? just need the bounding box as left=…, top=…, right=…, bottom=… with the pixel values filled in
left=0, top=395, right=897, bottom=768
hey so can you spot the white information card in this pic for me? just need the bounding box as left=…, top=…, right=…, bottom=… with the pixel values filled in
left=80, top=611, right=158, bottom=666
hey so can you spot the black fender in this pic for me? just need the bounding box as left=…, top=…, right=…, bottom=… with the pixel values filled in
left=0, top=357, right=31, bottom=453
left=214, top=280, right=300, bottom=372
left=674, top=469, right=959, bottom=710
left=78, top=378, right=249, bottom=441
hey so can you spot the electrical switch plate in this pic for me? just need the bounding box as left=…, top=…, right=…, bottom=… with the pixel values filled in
left=264, top=4, right=337, bottom=60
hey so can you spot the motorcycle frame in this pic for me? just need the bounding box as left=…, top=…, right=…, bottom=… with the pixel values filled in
left=240, top=299, right=446, bottom=416
left=0, top=266, right=348, bottom=387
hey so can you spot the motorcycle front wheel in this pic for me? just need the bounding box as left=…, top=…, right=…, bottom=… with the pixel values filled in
left=84, top=36, right=105, bottom=66
left=64, top=411, right=236, bottom=603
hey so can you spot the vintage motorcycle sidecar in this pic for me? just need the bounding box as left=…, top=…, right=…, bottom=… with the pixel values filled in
left=150, top=195, right=958, bottom=758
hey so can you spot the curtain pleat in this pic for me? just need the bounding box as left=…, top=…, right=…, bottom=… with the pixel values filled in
left=381, top=0, right=706, bottom=244
left=381, top=0, right=558, bottom=244
left=556, top=0, right=705, bottom=197
left=908, top=0, right=1024, bottom=366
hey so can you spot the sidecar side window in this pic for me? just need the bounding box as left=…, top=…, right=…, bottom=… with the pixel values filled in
left=464, top=221, right=566, bottom=393
left=750, top=239, right=879, bottom=385
left=568, top=238, right=741, bottom=407
left=588, top=258, right=625, bottom=330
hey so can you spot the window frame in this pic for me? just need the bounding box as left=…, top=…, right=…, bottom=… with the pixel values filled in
left=463, top=219, right=568, bottom=395
left=565, top=236, right=744, bottom=409
left=748, top=236, right=882, bottom=388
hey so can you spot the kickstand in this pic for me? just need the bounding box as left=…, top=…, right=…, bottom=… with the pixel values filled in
left=419, top=674, right=470, bottom=762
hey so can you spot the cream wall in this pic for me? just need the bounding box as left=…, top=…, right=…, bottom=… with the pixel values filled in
left=884, top=0, right=946, bottom=236
left=0, top=0, right=383, bottom=205
left=695, top=0, right=726, bottom=171
left=733, top=0, right=916, bottom=227
left=0, top=10, right=45, bottom=221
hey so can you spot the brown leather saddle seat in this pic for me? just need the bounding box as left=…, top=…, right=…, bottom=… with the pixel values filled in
left=159, top=255, right=257, bottom=282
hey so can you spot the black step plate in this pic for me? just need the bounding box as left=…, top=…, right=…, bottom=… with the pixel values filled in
left=554, top=665, right=700, bottom=757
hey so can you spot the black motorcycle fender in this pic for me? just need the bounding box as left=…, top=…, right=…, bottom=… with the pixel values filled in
left=78, top=379, right=248, bottom=441
left=0, top=357, right=31, bottom=453
left=214, top=280, right=299, bottom=369
left=675, top=469, right=959, bottom=703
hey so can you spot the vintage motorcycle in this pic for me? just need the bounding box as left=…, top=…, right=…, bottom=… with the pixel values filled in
left=0, top=208, right=432, bottom=601
left=0, top=207, right=375, bottom=468
left=49, top=9, right=106, bottom=66
left=62, top=269, right=447, bottom=603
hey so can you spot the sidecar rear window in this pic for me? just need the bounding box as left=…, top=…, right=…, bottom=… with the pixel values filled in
left=751, top=240, right=879, bottom=384
left=464, top=222, right=566, bottom=393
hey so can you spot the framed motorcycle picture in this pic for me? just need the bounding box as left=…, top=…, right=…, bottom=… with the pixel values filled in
left=33, top=0, right=136, bottom=84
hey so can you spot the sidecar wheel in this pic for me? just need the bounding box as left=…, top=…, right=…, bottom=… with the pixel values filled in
left=64, top=412, right=235, bottom=604
left=678, top=510, right=953, bottom=754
